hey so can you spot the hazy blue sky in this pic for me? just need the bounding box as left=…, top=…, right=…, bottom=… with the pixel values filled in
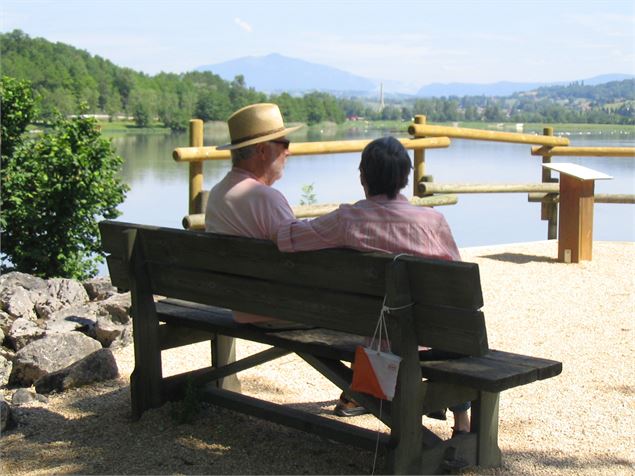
left=2, top=0, right=634, bottom=87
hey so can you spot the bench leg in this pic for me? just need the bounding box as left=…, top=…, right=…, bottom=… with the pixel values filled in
left=211, top=334, right=242, bottom=393
left=472, top=391, right=502, bottom=467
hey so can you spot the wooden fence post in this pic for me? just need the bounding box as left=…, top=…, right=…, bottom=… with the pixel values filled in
left=413, top=115, right=426, bottom=197
left=541, top=127, right=558, bottom=239
left=189, top=119, right=204, bottom=215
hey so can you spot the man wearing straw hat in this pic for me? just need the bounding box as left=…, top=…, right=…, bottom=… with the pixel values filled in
left=205, top=103, right=302, bottom=329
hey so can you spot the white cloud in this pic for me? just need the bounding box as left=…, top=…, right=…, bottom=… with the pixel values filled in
left=234, top=17, right=252, bottom=33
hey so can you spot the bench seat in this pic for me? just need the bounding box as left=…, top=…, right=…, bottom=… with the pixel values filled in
left=156, top=299, right=561, bottom=394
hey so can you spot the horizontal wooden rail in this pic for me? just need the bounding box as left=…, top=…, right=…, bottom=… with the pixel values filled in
left=408, top=124, right=570, bottom=147
left=531, top=146, right=635, bottom=157
left=183, top=194, right=459, bottom=230
left=174, top=137, right=451, bottom=162
left=528, top=193, right=635, bottom=204
left=419, top=182, right=560, bottom=194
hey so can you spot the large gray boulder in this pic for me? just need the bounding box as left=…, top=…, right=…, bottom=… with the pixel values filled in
left=35, top=348, right=119, bottom=394
left=9, top=333, right=101, bottom=386
left=94, top=314, right=131, bottom=348
left=97, top=292, right=131, bottom=324
left=0, top=272, right=47, bottom=292
left=7, top=318, right=45, bottom=350
left=0, top=286, right=37, bottom=321
left=83, top=277, right=118, bottom=301
left=35, top=278, right=89, bottom=319
left=45, top=303, right=98, bottom=335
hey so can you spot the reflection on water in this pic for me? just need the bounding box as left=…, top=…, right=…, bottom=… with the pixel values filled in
left=108, top=126, right=635, bottom=248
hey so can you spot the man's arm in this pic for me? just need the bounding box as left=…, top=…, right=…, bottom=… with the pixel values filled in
left=277, top=210, right=342, bottom=252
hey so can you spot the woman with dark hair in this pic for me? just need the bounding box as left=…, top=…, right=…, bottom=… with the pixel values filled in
left=275, top=136, right=469, bottom=436
left=276, top=136, right=459, bottom=260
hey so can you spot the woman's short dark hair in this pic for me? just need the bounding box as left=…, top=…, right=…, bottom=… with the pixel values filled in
left=359, top=136, right=412, bottom=199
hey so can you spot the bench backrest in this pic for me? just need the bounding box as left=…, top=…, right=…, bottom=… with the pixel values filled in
left=100, top=220, right=488, bottom=356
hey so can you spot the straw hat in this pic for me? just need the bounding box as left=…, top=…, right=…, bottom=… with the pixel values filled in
left=216, top=103, right=302, bottom=150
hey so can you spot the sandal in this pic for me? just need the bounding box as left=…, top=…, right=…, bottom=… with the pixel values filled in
left=334, top=396, right=370, bottom=417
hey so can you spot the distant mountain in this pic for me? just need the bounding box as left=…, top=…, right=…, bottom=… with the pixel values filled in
left=416, top=74, right=634, bottom=97
left=196, top=53, right=376, bottom=95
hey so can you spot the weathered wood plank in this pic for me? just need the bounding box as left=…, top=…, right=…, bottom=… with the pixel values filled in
left=199, top=385, right=391, bottom=452
left=420, top=352, right=541, bottom=393
left=162, top=347, right=291, bottom=400
left=126, top=230, right=163, bottom=420
left=100, top=221, right=484, bottom=309
left=483, top=350, right=562, bottom=380
left=386, top=259, right=427, bottom=474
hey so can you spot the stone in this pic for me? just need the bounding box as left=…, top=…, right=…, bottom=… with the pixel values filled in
left=94, top=314, right=131, bottom=348
left=97, top=292, right=131, bottom=324
left=1, top=400, right=15, bottom=432
left=12, top=388, right=38, bottom=405
left=7, top=318, right=45, bottom=351
left=0, top=287, right=36, bottom=321
left=83, top=277, right=118, bottom=301
left=0, top=354, right=12, bottom=387
left=0, top=272, right=47, bottom=292
left=9, top=333, right=101, bottom=387
left=0, top=310, right=15, bottom=336
left=35, top=348, right=119, bottom=394
left=45, top=304, right=98, bottom=335
left=35, top=278, right=89, bottom=319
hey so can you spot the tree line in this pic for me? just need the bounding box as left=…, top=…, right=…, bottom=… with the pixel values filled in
left=1, top=29, right=633, bottom=130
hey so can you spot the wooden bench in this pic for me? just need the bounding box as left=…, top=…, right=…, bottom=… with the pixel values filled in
left=100, top=220, right=562, bottom=474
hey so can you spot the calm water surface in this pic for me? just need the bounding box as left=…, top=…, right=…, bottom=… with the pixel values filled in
left=105, top=125, right=634, bottom=273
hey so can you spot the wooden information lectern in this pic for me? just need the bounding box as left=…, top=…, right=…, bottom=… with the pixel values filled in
left=543, top=163, right=612, bottom=263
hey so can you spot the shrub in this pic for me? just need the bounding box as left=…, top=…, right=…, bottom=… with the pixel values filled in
left=1, top=94, right=128, bottom=279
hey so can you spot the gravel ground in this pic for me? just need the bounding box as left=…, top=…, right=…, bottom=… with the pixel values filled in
left=1, top=240, right=634, bottom=475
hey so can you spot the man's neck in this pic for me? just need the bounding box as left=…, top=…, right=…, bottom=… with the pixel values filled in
left=234, top=162, right=268, bottom=185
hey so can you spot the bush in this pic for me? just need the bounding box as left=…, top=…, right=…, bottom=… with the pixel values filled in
left=1, top=93, right=128, bottom=279
left=0, top=75, right=37, bottom=160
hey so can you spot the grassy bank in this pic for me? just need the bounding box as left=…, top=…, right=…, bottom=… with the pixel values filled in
left=96, top=118, right=635, bottom=139
left=97, top=120, right=171, bottom=135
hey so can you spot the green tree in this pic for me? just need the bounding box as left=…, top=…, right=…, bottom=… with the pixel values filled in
left=1, top=97, right=128, bottom=279
left=0, top=76, right=37, bottom=159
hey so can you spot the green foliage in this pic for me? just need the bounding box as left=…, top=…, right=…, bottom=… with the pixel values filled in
left=300, top=183, right=317, bottom=206
left=170, top=379, right=201, bottom=424
left=2, top=29, right=632, bottom=130
left=0, top=76, right=37, bottom=159
left=1, top=85, right=128, bottom=279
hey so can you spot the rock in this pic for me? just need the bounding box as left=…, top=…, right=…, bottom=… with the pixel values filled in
left=35, top=278, right=89, bottom=319
left=1, top=400, right=15, bottom=432
left=0, top=310, right=15, bottom=336
left=83, top=277, right=118, bottom=301
left=7, top=318, right=45, bottom=350
left=97, top=292, right=131, bottom=324
left=45, top=304, right=98, bottom=335
left=0, top=272, right=47, bottom=292
left=0, top=287, right=36, bottom=320
left=9, top=333, right=101, bottom=387
left=94, top=313, right=131, bottom=348
left=35, top=349, right=119, bottom=394
left=12, top=388, right=37, bottom=405
left=0, top=326, right=4, bottom=345
left=0, top=354, right=12, bottom=387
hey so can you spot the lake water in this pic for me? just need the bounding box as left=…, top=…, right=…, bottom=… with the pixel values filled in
left=105, top=125, right=634, bottom=273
